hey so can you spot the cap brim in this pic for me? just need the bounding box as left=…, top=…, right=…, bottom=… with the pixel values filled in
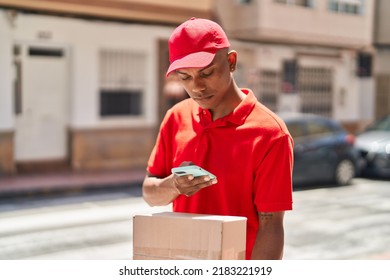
left=166, top=51, right=216, bottom=77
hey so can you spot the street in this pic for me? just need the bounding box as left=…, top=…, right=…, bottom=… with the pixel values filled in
left=285, top=178, right=390, bottom=260
left=0, top=178, right=389, bottom=260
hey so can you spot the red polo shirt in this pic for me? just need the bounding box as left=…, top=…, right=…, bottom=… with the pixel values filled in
left=147, top=89, right=293, bottom=259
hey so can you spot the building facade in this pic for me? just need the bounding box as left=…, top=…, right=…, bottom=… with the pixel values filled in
left=0, top=0, right=378, bottom=175
left=215, top=0, right=375, bottom=132
left=0, top=0, right=213, bottom=174
left=374, top=0, right=390, bottom=119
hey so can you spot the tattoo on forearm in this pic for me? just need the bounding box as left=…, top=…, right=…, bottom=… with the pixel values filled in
left=260, top=213, right=273, bottom=220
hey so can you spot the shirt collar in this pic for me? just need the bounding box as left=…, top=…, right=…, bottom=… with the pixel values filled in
left=193, top=89, right=257, bottom=127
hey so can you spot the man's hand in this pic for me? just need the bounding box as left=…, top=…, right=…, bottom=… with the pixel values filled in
left=172, top=173, right=217, bottom=197
left=142, top=161, right=217, bottom=206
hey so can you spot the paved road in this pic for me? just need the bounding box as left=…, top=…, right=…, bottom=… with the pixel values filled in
left=0, top=178, right=389, bottom=260
left=284, top=178, right=390, bottom=260
left=0, top=186, right=170, bottom=260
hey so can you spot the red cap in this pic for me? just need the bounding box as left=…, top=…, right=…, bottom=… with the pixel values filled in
left=166, top=18, right=230, bottom=76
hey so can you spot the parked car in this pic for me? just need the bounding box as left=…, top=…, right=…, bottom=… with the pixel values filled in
left=278, top=112, right=360, bottom=187
left=354, top=114, right=390, bottom=178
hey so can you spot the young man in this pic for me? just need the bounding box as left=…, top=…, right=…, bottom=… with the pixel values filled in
left=142, top=18, right=294, bottom=260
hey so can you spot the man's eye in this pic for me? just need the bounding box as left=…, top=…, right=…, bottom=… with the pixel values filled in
left=201, top=70, right=213, bottom=77
left=179, top=74, right=190, bottom=80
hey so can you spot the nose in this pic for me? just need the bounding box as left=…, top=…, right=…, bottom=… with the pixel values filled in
left=191, top=77, right=206, bottom=94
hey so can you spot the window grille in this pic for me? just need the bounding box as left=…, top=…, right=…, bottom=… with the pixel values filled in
left=274, top=0, right=315, bottom=8
left=235, top=0, right=252, bottom=4
left=328, top=0, right=364, bottom=15
left=259, top=70, right=281, bottom=112
left=282, top=60, right=297, bottom=93
left=99, top=49, right=145, bottom=117
left=298, top=67, right=333, bottom=117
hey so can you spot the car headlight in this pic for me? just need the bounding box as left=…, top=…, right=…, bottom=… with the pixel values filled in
left=386, top=143, right=390, bottom=154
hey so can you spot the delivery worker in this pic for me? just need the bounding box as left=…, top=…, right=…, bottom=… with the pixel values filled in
left=142, top=17, right=294, bottom=260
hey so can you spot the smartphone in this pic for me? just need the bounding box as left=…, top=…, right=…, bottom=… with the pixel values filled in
left=171, top=165, right=216, bottom=180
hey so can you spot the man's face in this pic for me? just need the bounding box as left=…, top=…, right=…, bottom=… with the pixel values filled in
left=175, top=49, right=234, bottom=111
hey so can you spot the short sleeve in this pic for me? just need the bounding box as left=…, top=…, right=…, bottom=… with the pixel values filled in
left=253, top=134, right=294, bottom=212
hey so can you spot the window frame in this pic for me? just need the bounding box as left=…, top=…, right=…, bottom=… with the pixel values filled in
left=98, top=48, right=147, bottom=120
left=274, top=0, right=316, bottom=8
left=328, top=0, right=364, bottom=15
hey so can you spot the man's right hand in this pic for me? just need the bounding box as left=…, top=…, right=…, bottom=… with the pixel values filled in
left=172, top=172, right=218, bottom=197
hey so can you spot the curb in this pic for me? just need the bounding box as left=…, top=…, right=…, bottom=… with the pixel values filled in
left=0, top=169, right=146, bottom=200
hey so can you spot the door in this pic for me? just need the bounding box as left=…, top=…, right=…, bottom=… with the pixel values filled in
left=376, top=74, right=390, bottom=119
left=157, top=39, right=187, bottom=126
left=14, top=44, right=69, bottom=168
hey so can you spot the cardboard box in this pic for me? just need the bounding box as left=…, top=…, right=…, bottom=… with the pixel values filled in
left=133, top=212, right=247, bottom=260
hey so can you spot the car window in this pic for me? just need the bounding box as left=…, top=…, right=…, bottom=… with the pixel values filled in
left=367, top=115, right=390, bottom=131
left=286, top=122, right=306, bottom=138
left=306, top=120, right=334, bottom=136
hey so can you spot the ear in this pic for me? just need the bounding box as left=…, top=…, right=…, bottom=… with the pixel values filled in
left=227, top=50, right=237, bottom=71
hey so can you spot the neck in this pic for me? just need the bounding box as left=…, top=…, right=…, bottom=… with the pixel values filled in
left=210, top=82, right=245, bottom=121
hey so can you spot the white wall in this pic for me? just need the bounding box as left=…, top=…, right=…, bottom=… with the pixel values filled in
left=3, top=11, right=173, bottom=130
left=0, top=10, right=14, bottom=131
left=375, top=0, right=390, bottom=45
left=358, top=78, right=375, bottom=121
left=333, top=50, right=359, bottom=121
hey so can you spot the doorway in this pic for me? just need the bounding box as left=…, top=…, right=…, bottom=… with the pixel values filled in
left=13, top=43, right=70, bottom=172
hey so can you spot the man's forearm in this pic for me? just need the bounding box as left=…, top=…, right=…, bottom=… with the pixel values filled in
left=251, top=227, right=284, bottom=259
left=251, top=212, right=285, bottom=260
left=142, top=175, right=179, bottom=206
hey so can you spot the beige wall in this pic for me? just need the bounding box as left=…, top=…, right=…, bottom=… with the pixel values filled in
left=374, top=49, right=390, bottom=120
left=71, top=127, right=155, bottom=171
left=213, top=0, right=259, bottom=32
left=0, top=0, right=213, bottom=24
left=375, top=49, right=390, bottom=74
left=373, top=0, right=390, bottom=120
left=375, top=0, right=390, bottom=45
left=216, top=0, right=374, bottom=49
left=375, top=74, right=390, bottom=119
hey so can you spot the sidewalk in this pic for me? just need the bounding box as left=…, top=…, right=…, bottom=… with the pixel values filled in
left=0, top=168, right=147, bottom=199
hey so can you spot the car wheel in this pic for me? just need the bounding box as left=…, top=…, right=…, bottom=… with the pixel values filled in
left=334, top=159, right=355, bottom=186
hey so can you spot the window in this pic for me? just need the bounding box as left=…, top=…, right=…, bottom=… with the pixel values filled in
left=298, top=67, right=333, bottom=117
left=274, top=0, right=315, bottom=8
left=306, top=121, right=334, bottom=136
left=367, top=115, right=390, bottom=132
left=282, top=60, right=297, bottom=93
left=328, top=0, right=364, bottom=15
left=100, top=90, right=142, bottom=116
left=259, top=70, right=281, bottom=112
left=29, top=47, right=64, bottom=57
left=235, top=0, right=252, bottom=4
left=356, top=52, right=372, bottom=77
left=287, top=122, right=306, bottom=138
left=99, top=49, right=145, bottom=117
